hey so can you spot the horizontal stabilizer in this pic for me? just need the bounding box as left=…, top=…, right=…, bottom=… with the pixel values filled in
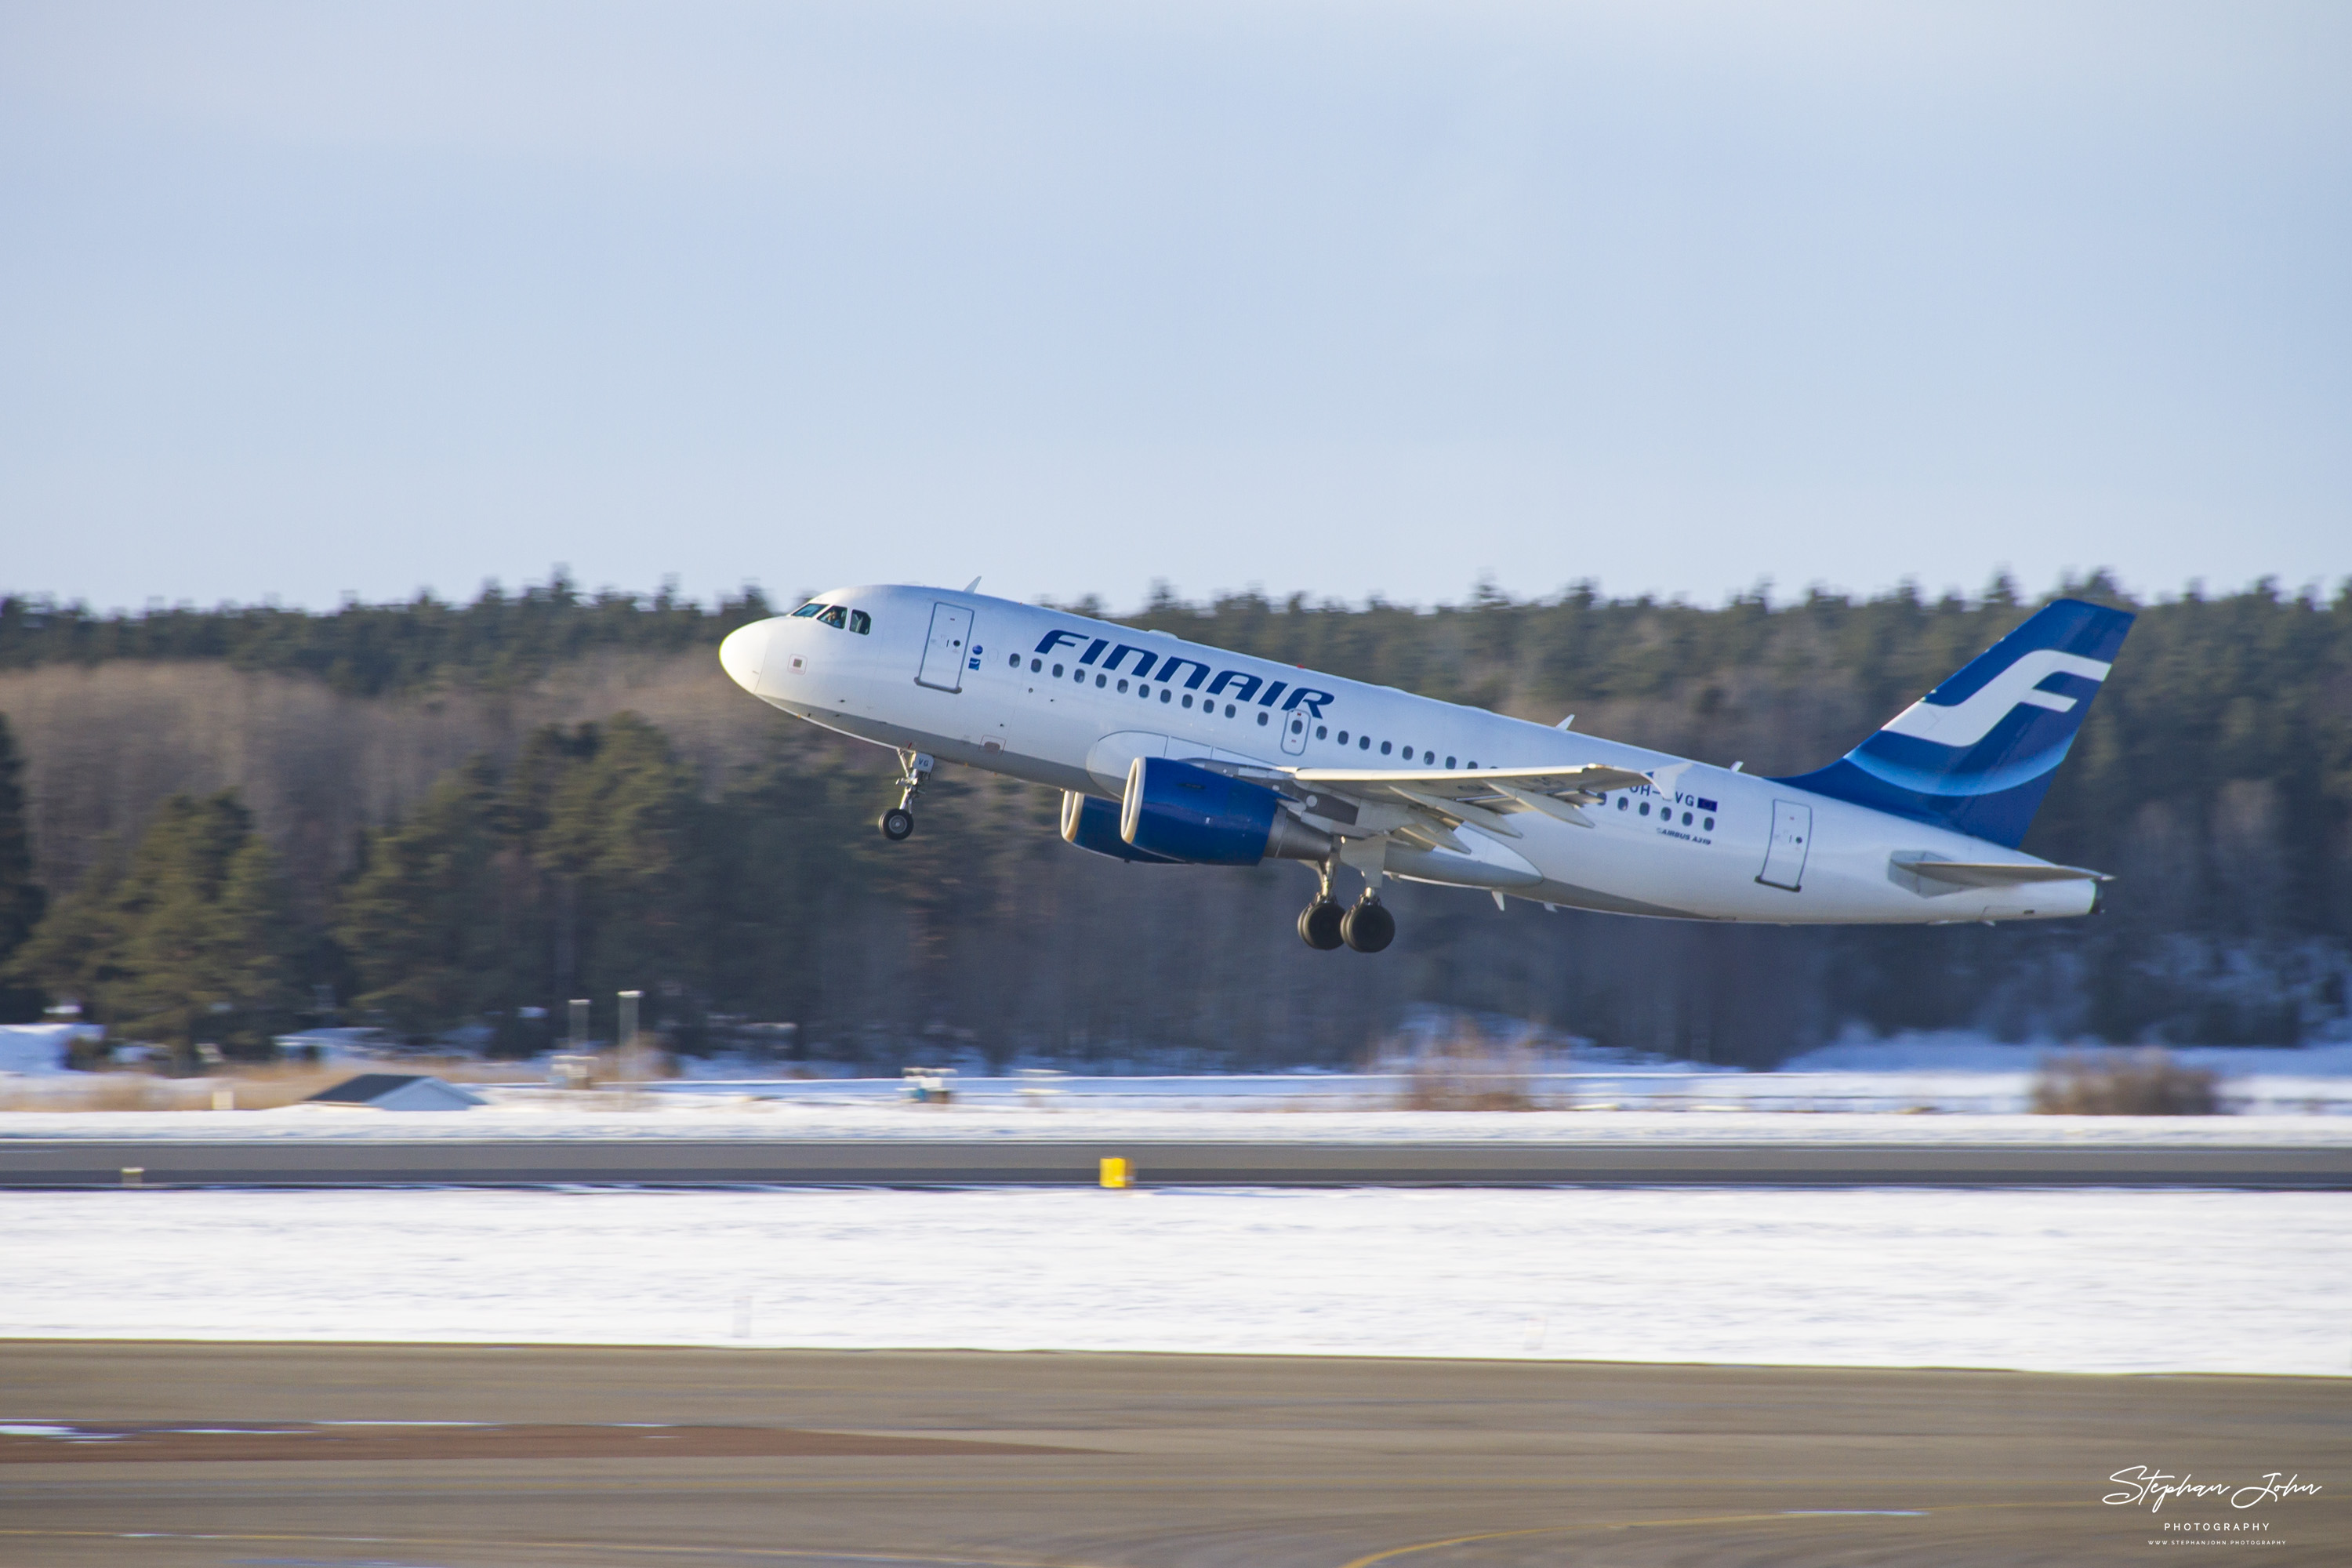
left=1892, top=855, right=2111, bottom=888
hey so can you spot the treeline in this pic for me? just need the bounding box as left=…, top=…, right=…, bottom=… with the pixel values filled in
left=0, top=574, right=2346, bottom=1065
left=0, top=575, right=774, bottom=697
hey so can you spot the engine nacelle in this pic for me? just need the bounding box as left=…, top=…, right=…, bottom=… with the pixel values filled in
left=1120, top=757, right=1333, bottom=866
left=1060, top=790, right=1181, bottom=863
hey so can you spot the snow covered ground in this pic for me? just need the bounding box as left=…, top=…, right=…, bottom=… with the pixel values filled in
left=3, top=1185, right=2344, bottom=1377
left=6, top=1102, right=2351, bottom=1145
left=9, top=1031, right=2350, bottom=1131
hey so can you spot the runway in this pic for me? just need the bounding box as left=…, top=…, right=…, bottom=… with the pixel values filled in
left=4, top=1134, right=2347, bottom=1187
left=3, top=1341, right=2343, bottom=1566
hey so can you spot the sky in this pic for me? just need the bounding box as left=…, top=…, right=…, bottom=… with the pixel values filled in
left=1, top=0, right=2346, bottom=614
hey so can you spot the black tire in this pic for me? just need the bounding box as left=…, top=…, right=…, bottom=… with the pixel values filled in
left=1341, top=898, right=1395, bottom=953
left=1298, top=899, right=1345, bottom=950
left=879, top=808, right=915, bottom=841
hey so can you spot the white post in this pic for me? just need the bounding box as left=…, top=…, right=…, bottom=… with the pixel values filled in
left=619, top=989, right=644, bottom=1102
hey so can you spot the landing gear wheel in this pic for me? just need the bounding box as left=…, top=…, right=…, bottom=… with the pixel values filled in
left=879, top=808, right=915, bottom=842
left=1340, top=898, right=1395, bottom=953
left=1297, top=899, right=1345, bottom=951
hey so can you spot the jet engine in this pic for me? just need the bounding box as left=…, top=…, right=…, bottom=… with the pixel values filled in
left=1119, top=757, right=1333, bottom=866
left=1060, top=790, right=1181, bottom=863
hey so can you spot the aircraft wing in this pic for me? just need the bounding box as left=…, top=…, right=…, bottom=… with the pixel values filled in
left=1272, top=763, right=1655, bottom=841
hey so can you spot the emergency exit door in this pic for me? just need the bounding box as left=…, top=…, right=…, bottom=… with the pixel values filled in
left=1280, top=706, right=1309, bottom=755
left=916, top=603, right=972, bottom=692
left=1756, top=800, right=1813, bottom=891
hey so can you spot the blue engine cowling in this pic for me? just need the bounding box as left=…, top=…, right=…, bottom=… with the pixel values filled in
left=1060, top=790, right=1181, bottom=863
left=1119, top=756, right=1332, bottom=866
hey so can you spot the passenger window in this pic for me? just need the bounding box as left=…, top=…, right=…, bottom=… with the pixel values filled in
left=1337, top=731, right=1349, bottom=744
left=1446, top=755, right=1457, bottom=768
left=1682, top=811, right=1693, bottom=826
left=817, top=605, right=848, bottom=629
left=1118, top=679, right=1130, bottom=693
left=1052, top=663, right=1064, bottom=677
left=1704, top=815, right=1715, bottom=830
left=1380, top=741, right=1392, bottom=756
left=1359, top=736, right=1370, bottom=750
left=1423, top=750, right=1434, bottom=764
left=1007, top=654, right=1018, bottom=667
left=1316, top=726, right=1327, bottom=740
left=791, top=603, right=824, bottom=619
left=1617, top=797, right=1628, bottom=811
left=1096, top=674, right=1106, bottom=688
left=1639, top=801, right=1650, bottom=816
left=1030, top=658, right=1042, bottom=673
left=1181, top=694, right=1193, bottom=708
left=1257, top=711, right=1269, bottom=725
left=1160, top=689, right=1171, bottom=702
left=849, top=610, right=871, bottom=634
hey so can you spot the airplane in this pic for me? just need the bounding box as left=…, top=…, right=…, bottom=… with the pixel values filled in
left=720, top=586, right=2131, bottom=952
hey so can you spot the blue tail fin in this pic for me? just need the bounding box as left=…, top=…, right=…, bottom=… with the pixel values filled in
left=1774, top=598, right=2133, bottom=848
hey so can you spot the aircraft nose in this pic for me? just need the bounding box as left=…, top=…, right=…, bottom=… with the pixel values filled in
left=719, top=620, right=773, bottom=695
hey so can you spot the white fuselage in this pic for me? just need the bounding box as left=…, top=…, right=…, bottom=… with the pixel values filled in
left=720, top=585, right=2097, bottom=925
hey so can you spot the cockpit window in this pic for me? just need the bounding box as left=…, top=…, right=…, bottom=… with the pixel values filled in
left=791, top=602, right=826, bottom=619
left=848, top=609, right=871, bottom=634
left=817, top=605, right=848, bottom=630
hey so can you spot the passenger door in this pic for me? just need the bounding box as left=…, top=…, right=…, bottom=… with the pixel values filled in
left=915, top=603, right=973, bottom=692
left=1756, top=800, right=1813, bottom=891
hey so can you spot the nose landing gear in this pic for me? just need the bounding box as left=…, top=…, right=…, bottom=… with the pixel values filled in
left=876, top=750, right=933, bottom=842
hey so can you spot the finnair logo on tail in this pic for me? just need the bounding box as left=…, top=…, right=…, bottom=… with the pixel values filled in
left=1881, top=651, right=2113, bottom=750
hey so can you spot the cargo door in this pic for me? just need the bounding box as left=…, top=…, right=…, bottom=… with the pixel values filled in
left=915, top=602, right=973, bottom=692
left=1756, top=800, right=1813, bottom=891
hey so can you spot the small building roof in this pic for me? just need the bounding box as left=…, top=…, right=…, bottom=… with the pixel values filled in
left=305, top=1073, right=486, bottom=1110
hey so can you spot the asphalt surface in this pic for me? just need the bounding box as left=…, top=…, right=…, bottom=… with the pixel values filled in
left=2, top=1341, right=2343, bottom=1566
left=3, top=1135, right=2347, bottom=1188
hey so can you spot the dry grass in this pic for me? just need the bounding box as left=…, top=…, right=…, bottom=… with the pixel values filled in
left=1395, top=1027, right=1550, bottom=1112
left=0, top=1054, right=558, bottom=1113
left=2031, top=1049, right=2223, bottom=1116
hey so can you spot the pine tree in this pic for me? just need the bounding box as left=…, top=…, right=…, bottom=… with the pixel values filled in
left=0, top=716, right=45, bottom=1020
left=208, top=834, right=299, bottom=1052
left=9, top=791, right=299, bottom=1065
left=336, top=759, right=508, bottom=1038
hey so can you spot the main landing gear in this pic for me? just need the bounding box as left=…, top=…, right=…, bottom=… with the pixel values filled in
left=1297, top=862, right=1395, bottom=953
left=877, top=750, right=932, bottom=842
left=1341, top=895, right=1396, bottom=953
